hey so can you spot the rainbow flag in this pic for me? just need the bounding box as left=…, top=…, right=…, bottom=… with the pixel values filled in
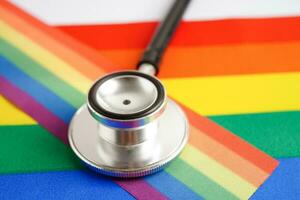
left=1, top=0, right=299, bottom=199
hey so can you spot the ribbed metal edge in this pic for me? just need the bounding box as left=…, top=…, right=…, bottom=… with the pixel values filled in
left=82, top=159, right=172, bottom=178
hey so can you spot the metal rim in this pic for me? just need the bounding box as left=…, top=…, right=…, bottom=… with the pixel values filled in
left=88, top=71, right=166, bottom=120
left=86, top=100, right=167, bottom=129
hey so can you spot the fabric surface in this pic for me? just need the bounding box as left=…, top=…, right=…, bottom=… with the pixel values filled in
left=251, top=158, right=300, bottom=200
left=0, top=124, right=299, bottom=199
left=1, top=0, right=300, bottom=199
left=0, top=170, right=134, bottom=200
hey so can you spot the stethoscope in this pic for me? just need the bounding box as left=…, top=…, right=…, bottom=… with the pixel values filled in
left=69, top=0, right=191, bottom=177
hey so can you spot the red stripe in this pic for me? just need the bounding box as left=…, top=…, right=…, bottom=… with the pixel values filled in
left=57, top=17, right=300, bottom=50
left=0, top=1, right=117, bottom=71
left=0, top=76, right=167, bottom=199
left=180, top=103, right=278, bottom=174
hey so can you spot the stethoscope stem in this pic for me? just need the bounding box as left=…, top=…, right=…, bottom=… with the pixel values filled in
left=137, top=0, right=191, bottom=75
left=138, top=63, right=157, bottom=76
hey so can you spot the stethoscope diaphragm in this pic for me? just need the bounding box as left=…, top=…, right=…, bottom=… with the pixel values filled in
left=68, top=71, right=188, bottom=177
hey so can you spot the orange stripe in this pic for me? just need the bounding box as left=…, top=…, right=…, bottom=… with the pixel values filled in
left=99, top=42, right=300, bottom=78
left=0, top=6, right=106, bottom=80
left=0, top=1, right=118, bottom=73
left=57, top=17, right=300, bottom=49
left=189, top=125, right=268, bottom=187
left=182, top=104, right=278, bottom=174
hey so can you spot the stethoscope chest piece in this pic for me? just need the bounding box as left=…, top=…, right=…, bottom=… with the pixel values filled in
left=68, top=71, right=188, bottom=177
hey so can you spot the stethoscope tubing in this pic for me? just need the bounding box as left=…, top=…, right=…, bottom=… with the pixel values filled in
left=137, top=0, right=191, bottom=74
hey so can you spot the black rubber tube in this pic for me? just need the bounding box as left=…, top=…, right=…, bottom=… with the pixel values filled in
left=137, top=0, right=191, bottom=74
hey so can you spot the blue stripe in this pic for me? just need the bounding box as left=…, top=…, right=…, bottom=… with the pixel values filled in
left=0, top=170, right=133, bottom=200
left=251, top=157, right=300, bottom=200
left=145, top=170, right=203, bottom=200
left=0, top=56, right=75, bottom=123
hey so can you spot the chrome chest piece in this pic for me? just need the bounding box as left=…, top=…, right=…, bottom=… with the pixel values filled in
left=68, top=71, right=189, bottom=177
left=68, top=0, right=191, bottom=177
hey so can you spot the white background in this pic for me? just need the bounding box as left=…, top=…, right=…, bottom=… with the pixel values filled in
left=11, top=0, right=300, bottom=25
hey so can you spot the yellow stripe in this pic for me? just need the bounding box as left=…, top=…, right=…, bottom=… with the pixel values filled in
left=181, top=145, right=256, bottom=199
left=162, top=72, right=300, bottom=115
left=0, top=20, right=92, bottom=94
left=0, top=96, right=36, bottom=125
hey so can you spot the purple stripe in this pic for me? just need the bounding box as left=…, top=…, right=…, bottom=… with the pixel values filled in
left=0, top=76, right=168, bottom=200
left=0, top=76, right=69, bottom=144
left=115, top=179, right=168, bottom=200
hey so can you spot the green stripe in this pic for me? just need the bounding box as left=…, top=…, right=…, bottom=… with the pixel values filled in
left=0, top=125, right=83, bottom=174
left=209, top=111, right=300, bottom=158
left=0, top=39, right=85, bottom=108
left=165, top=159, right=238, bottom=200
left=0, top=124, right=236, bottom=200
